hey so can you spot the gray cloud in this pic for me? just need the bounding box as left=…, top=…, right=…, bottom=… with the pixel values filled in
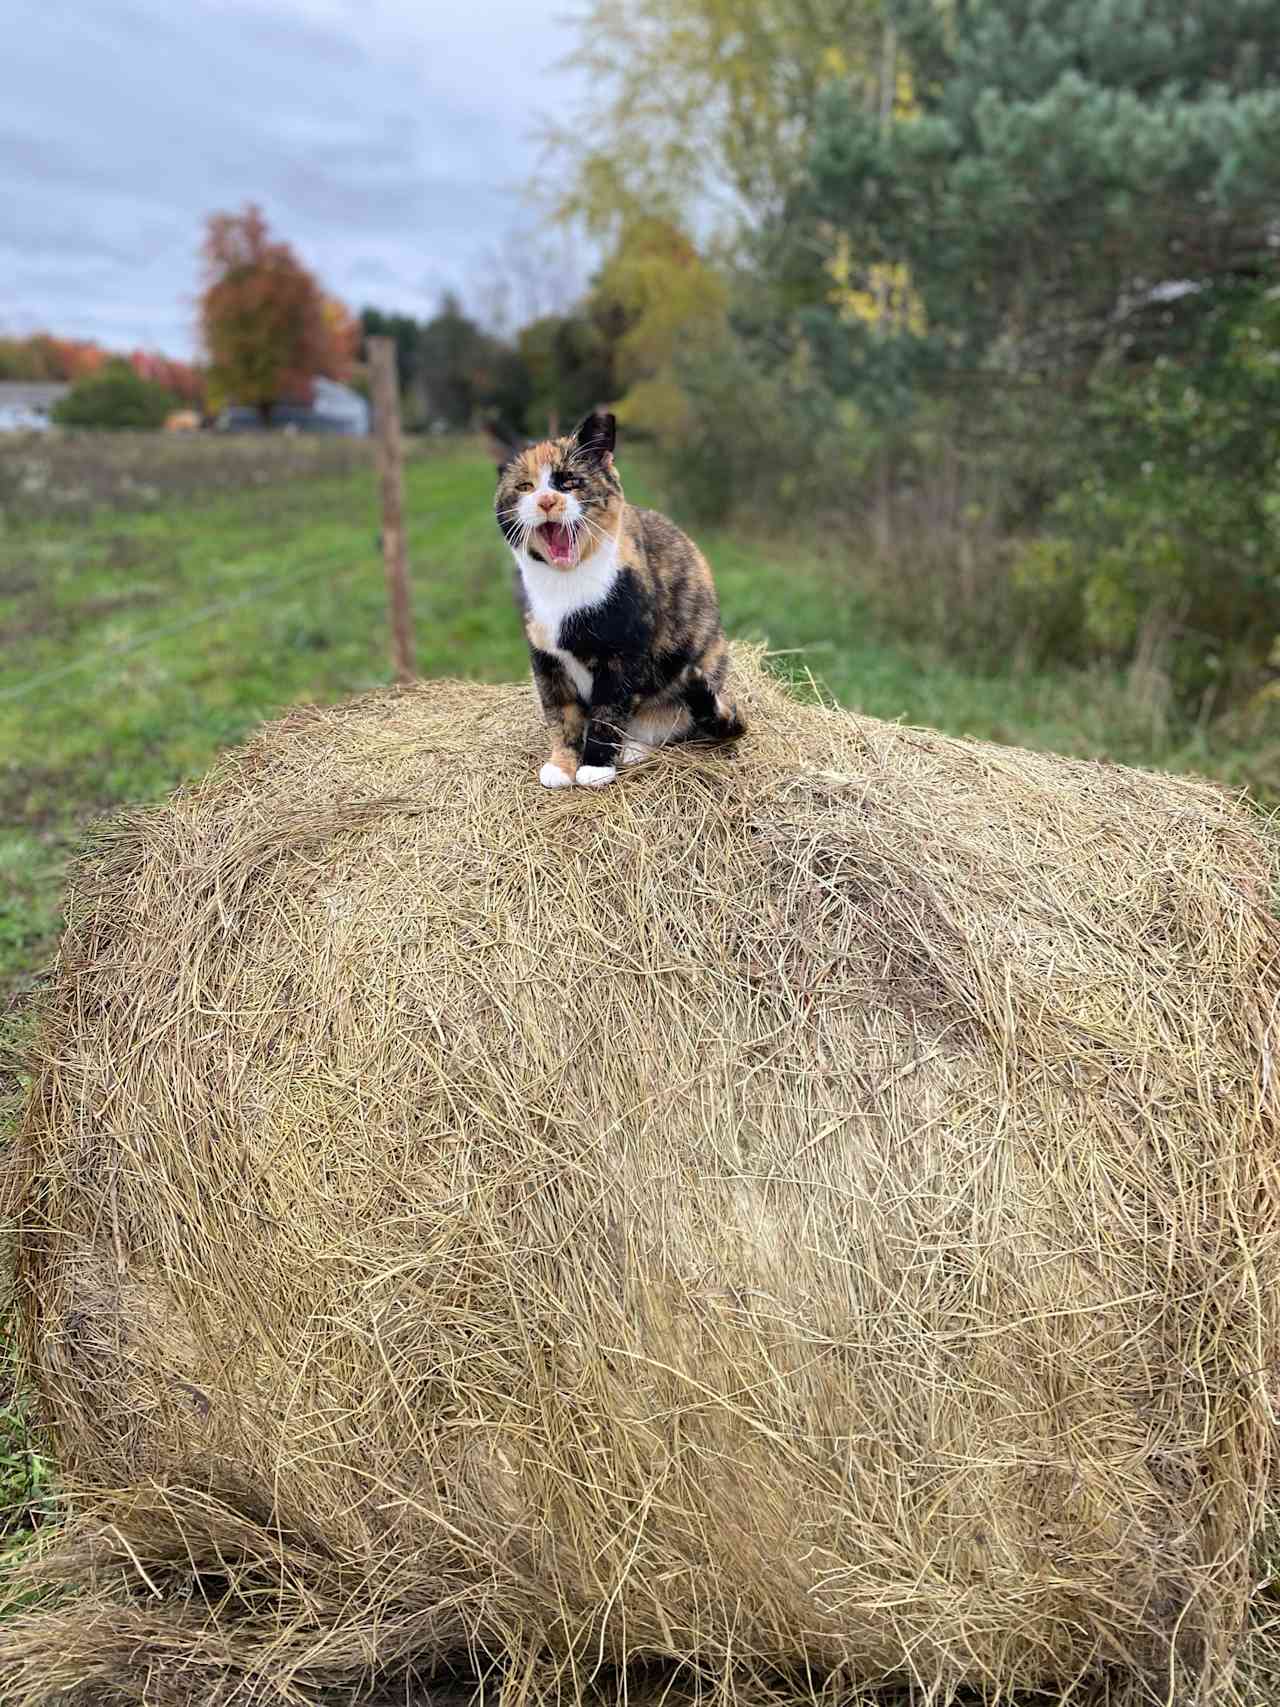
left=1, top=0, right=586, bottom=354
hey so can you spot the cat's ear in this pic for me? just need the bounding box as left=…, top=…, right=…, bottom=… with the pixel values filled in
left=486, top=417, right=527, bottom=472
left=573, top=410, right=616, bottom=466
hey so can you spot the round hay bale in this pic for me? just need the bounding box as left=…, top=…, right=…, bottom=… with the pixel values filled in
left=4, top=652, right=1279, bottom=1707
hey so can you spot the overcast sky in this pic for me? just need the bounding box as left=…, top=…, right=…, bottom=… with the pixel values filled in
left=2, top=0, right=589, bottom=356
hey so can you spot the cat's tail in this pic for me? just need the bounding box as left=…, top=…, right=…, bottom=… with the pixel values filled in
left=683, top=668, right=747, bottom=742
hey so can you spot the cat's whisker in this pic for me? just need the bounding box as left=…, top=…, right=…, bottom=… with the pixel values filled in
left=572, top=509, right=609, bottom=542
left=570, top=517, right=601, bottom=556
left=574, top=518, right=612, bottom=555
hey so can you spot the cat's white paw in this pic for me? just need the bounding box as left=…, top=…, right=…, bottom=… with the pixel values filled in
left=619, top=741, right=649, bottom=767
left=539, top=762, right=575, bottom=789
left=575, top=764, right=617, bottom=788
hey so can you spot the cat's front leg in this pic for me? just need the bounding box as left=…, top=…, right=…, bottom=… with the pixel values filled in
left=578, top=668, right=636, bottom=788
left=530, top=650, right=586, bottom=788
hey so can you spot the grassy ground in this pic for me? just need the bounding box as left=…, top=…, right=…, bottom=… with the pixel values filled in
left=1, top=430, right=1277, bottom=1570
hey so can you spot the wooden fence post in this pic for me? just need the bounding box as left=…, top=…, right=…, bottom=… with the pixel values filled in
left=368, top=336, right=415, bottom=683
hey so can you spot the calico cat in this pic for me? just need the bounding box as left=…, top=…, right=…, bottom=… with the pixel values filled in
left=492, top=411, right=745, bottom=788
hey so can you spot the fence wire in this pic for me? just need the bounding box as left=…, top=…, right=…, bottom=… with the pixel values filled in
left=0, top=550, right=359, bottom=707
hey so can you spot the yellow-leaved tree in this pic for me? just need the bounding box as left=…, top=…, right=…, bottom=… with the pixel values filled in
left=588, top=218, right=729, bottom=445
left=550, top=0, right=886, bottom=227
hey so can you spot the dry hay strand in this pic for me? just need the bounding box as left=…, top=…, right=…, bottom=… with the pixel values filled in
left=3, top=650, right=1280, bottom=1707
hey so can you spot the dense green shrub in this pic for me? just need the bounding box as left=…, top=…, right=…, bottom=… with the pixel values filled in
left=759, top=0, right=1280, bottom=710
left=651, top=333, right=873, bottom=523
left=52, top=360, right=178, bottom=431
left=1012, top=284, right=1280, bottom=709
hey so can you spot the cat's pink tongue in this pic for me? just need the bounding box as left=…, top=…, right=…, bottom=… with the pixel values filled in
left=540, top=522, right=575, bottom=565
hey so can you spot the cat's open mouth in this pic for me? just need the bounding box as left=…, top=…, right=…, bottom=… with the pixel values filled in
left=536, top=521, right=576, bottom=566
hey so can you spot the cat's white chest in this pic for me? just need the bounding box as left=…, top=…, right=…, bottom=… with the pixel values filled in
left=516, top=539, right=620, bottom=704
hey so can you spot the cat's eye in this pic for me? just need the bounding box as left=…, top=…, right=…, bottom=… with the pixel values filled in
left=560, top=476, right=583, bottom=491
left=515, top=481, right=534, bottom=493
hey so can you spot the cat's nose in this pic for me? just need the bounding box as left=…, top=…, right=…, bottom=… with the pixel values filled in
left=536, top=493, right=557, bottom=513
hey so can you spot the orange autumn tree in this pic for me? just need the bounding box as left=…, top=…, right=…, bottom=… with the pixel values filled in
left=199, top=204, right=354, bottom=422
left=129, top=350, right=205, bottom=408
left=0, top=334, right=107, bottom=382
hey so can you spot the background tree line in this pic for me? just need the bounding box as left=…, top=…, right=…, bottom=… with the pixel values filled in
left=519, top=0, right=1280, bottom=720
left=1, top=333, right=204, bottom=414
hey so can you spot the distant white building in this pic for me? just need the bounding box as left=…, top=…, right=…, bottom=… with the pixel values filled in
left=0, top=381, right=69, bottom=433
left=311, top=377, right=370, bottom=435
